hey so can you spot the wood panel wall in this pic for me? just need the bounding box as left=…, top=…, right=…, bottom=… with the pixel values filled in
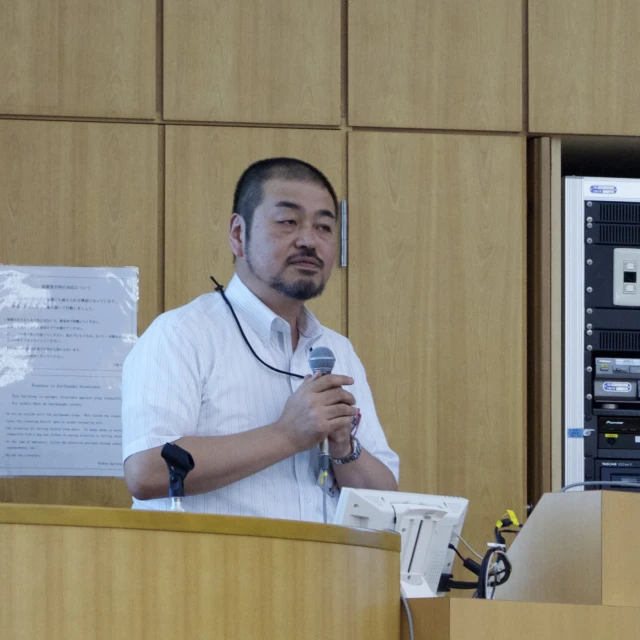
left=529, top=0, right=640, bottom=135
left=164, top=125, right=345, bottom=333
left=348, top=132, right=526, bottom=547
left=348, top=0, right=523, bottom=131
left=0, top=120, right=161, bottom=332
left=0, top=0, right=156, bottom=119
left=163, top=0, right=341, bottom=125
left=2, top=0, right=634, bottom=548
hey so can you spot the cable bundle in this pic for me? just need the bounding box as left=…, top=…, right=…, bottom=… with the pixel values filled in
left=439, top=508, right=520, bottom=599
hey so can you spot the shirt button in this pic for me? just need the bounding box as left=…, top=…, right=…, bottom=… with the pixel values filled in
left=305, top=497, right=311, bottom=503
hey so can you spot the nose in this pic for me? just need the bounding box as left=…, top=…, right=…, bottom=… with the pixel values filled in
left=295, top=222, right=317, bottom=248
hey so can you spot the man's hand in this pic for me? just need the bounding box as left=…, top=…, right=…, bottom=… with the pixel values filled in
left=327, top=418, right=355, bottom=459
left=276, top=371, right=358, bottom=453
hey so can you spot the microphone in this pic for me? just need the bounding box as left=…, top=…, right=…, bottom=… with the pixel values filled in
left=160, top=442, right=195, bottom=512
left=308, top=346, right=336, bottom=481
left=308, top=345, right=336, bottom=375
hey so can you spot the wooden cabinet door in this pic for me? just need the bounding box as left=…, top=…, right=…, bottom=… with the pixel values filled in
left=530, top=0, right=640, bottom=135
left=0, top=0, right=155, bottom=118
left=0, top=119, right=159, bottom=508
left=349, top=0, right=522, bottom=131
left=348, top=131, right=526, bottom=545
left=164, top=0, right=341, bottom=126
left=165, top=126, right=345, bottom=334
left=0, top=120, right=160, bottom=333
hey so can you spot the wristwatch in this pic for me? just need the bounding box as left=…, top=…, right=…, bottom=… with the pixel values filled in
left=331, top=436, right=362, bottom=465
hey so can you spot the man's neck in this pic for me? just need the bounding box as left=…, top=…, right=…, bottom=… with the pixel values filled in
left=235, top=271, right=304, bottom=349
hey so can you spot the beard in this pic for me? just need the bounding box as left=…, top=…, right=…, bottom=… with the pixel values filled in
left=245, top=248, right=327, bottom=301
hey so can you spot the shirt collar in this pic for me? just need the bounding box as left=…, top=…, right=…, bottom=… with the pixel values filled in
left=224, top=274, right=324, bottom=345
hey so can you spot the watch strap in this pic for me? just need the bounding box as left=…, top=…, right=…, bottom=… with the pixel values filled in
left=331, top=436, right=361, bottom=465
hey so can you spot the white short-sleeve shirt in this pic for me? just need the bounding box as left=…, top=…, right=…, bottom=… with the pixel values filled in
left=122, top=274, right=399, bottom=522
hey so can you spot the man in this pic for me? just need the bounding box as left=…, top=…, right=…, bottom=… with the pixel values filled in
left=122, top=157, right=398, bottom=521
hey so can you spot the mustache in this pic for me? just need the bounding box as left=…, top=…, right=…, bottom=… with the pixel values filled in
left=286, top=249, right=324, bottom=269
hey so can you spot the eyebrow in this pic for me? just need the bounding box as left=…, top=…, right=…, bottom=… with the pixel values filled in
left=274, top=200, right=336, bottom=220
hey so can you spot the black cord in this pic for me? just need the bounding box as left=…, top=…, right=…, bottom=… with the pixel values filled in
left=495, top=525, right=521, bottom=545
left=210, top=275, right=304, bottom=380
left=475, top=548, right=512, bottom=599
left=475, top=549, right=492, bottom=599
left=448, top=543, right=466, bottom=563
left=447, top=580, right=478, bottom=590
left=446, top=514, right=519, bottom=598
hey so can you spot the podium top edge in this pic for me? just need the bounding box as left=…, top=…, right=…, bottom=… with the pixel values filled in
left=0, top=503, right=400, bottom=552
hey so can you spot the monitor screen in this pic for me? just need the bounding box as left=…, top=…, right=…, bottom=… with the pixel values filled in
left=333, top=488, right=469, bottom=598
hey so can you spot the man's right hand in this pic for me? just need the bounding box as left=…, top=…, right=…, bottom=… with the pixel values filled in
left=276, top=372, right=358, bottom=452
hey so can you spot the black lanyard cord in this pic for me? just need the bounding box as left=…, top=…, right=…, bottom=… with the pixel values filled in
left=210, top=275, right=305, bottom=380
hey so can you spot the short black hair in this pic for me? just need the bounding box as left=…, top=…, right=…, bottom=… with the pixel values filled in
left=233, top=157, right=338, bottom=234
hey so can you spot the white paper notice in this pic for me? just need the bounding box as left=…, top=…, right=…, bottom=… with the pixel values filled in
left=0, top=265, right=138, bottom=477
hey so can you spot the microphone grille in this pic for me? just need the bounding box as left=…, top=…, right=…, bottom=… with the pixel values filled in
left=309, top=346, right=336, bottom=375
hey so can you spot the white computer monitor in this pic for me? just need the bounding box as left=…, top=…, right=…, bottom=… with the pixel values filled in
left=333, top=488, right=469, bottom=598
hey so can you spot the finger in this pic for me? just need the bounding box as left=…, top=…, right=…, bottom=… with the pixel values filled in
left=326, top=416, right=358, bottom=433
left=317, top=418, right=354, bottom=442
left=319, top=388, right=356, bottom=407
left=302, top=371, right=321, bottom=385
left=311, top=374, right=354, bottom=392
left=324, top=403, right=359, bottom=420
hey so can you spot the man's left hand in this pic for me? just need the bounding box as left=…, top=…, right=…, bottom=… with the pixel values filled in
left=328, top=423, right=353, bottom=459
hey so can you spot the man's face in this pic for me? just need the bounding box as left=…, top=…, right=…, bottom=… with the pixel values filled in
left=243, top=179, right=337, bottom=301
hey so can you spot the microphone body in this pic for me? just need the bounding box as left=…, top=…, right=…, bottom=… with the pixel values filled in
left=308, top=347, right=336, bottom=472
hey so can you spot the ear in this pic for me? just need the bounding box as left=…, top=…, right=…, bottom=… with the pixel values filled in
left=229, top=213, right=246, bottom=259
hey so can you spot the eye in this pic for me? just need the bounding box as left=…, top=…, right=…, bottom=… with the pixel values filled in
left=279, top=219, right=297, bottom=227
left=317, top=224, right=333, bottom=233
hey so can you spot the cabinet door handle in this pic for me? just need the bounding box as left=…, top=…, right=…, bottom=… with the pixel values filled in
left=341, top=199, right=348, bottom=267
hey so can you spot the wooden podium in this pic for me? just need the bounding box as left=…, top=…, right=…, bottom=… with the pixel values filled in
left=495, top=490, right=640, bottom=606
left=0, top=503, right=401, bottom=640
left=402, top=598, right=640, bottom=640
left=400, top=491, right=640, bottom=639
